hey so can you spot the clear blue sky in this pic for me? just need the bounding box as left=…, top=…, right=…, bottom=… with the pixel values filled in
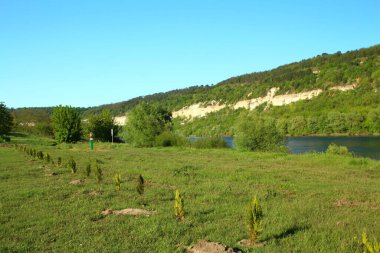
left=1, top=0, right=379, bottom=108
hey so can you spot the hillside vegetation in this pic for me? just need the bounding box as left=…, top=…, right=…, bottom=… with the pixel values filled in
left=10, top=44, right=380, bottom=137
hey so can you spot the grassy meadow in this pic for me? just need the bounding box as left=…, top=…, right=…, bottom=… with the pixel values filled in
left=1, top=135, right=380, bottom=252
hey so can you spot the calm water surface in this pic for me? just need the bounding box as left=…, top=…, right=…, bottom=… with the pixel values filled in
left=286, top=136, right=380, bottom=160
left=191, top=136, right=380, bottom=160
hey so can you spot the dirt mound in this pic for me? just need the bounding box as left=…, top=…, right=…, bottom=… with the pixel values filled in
left=101, top=208, right=155, bottom=216
left=335, top=199, right=380, bottom=210
left=188, top=240, right=242, bottom=253
left=70, top=179, right=84, bottom=185
left=87, top=191, right=101, bottom=196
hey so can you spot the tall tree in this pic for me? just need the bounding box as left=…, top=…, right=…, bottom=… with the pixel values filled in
left=0, top=102, right=13, bottom=137
left=51, top=105, right=82, bottom=143
left=87, top=109, right=118, bottom=142
left=123, top=102, right=172, bottom=147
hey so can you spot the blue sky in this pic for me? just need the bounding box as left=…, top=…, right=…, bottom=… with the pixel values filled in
left=1, top=0, right=379, bottom=108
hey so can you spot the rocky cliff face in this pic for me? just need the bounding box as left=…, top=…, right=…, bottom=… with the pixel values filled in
left=172, top=84, right=356, bottom=119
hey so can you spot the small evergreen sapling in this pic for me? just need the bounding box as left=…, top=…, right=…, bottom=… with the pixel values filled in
left=45, top=153, right=51, bottom=163
left=67, top=157, right=77, bottom=173
left=174, top=190, right=185, bottom=220
left=86, top=163, right=91, bottom=177
left=113, top=174, right=121, bottom=191
left=362, top=232, right=380, bottom=253
left=136, top=175, right=144, bottom=195
left=37, top=151, right=44, bottom=160
left=246, top=196, right=263, bottom=245
left=95, top=163, right=102, bottom=183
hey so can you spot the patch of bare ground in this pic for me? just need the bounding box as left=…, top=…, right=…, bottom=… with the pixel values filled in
left=145, top=180, right=176, bottom=190
left=87, top=191, right=101, bottom=196
left=0, top=144, right=17, bottom=147
left=69, top=179, right=84, bottom=185
left=335, top=199, right=380, bottom=210
left=101, top=208, right=155, bottom=216
left=187, top=240, right=243, bottom=253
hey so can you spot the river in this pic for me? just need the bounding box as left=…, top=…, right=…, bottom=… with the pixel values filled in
left=194, top=136, right=380, bottom=160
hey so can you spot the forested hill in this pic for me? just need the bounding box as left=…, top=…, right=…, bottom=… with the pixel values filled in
left=11, top=44, right=380, bottom=136
left=82, top=44, right=380, bottom=116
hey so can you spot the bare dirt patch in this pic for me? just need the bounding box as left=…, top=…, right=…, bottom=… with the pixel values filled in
left=87, top=191, right=101, bottom=196
left=335, top=199, right=380, bottom=210
left=69, top=179, right=84, bottom=185
left=101, top=208, right=155, bottom=216
left=187, top=240, right=242, bottom=253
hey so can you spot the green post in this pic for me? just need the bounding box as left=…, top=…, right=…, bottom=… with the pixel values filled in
left=90, top=132, right=94, bottom=151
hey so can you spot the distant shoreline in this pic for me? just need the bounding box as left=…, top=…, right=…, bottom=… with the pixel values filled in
left=287, top=133, right=380, bottom=137
left=190, top=133, right=380, bottom=138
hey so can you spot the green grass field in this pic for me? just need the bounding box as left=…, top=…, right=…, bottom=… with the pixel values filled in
left=1, top=136, right=379, bottom=252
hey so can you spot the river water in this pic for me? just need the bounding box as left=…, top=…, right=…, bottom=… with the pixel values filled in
left=195, top=136, right=380, bottom=160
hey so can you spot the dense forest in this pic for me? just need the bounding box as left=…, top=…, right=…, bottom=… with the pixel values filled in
left=10, top=44, right=380, bottom=136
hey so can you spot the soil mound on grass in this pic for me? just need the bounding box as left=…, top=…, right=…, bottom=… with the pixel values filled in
left=335, top=199, right=380, bottom=210
left=101, top=208, right=155, bottom=216
left=188, top=240, right=242, bottom=253
left=70, top=179, right=84, bottom=185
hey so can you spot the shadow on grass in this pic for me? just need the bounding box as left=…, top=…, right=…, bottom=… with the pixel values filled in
left=9, top=132, right=28, bottom=137
left=266, top=224, right=310, bottom=241
left=232, top=247, right=245, bottom=253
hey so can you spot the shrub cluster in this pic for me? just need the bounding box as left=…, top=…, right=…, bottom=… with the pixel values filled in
left=190, top=136, right=228, bottom=149
left=326, top=143, right=352, bottom=157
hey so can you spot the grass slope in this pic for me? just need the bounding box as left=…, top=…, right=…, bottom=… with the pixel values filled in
left=1, top=139, right=379, bottom=252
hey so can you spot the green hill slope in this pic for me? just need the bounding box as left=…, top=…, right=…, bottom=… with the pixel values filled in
left=11, top=44, right=380, bottom=136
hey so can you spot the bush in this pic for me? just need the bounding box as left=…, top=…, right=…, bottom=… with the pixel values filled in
left=0, top=135, right=10, bottom=143
left=155, top=131, right=187, bottom=147
left=123, top=102, right=172, bottom=147
left=51, top=105, right=82, bottom=143
left=87, top=110, right=119, bottom=142
left=236, top=115, right=284, bottom=151
left=191, top=136, right=228, bottom=149
left=326, top=143, right=352, bottom=156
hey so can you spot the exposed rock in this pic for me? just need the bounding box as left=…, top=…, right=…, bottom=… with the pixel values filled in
left=114, top=116, right=127, bottom=126
left=329, top=83, right=357, bottom=91
left=172, top=85, right=354, bottom=119
left=173, top=101, right=226, bottom=118
left=187, top=240, right=242, bottom=253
